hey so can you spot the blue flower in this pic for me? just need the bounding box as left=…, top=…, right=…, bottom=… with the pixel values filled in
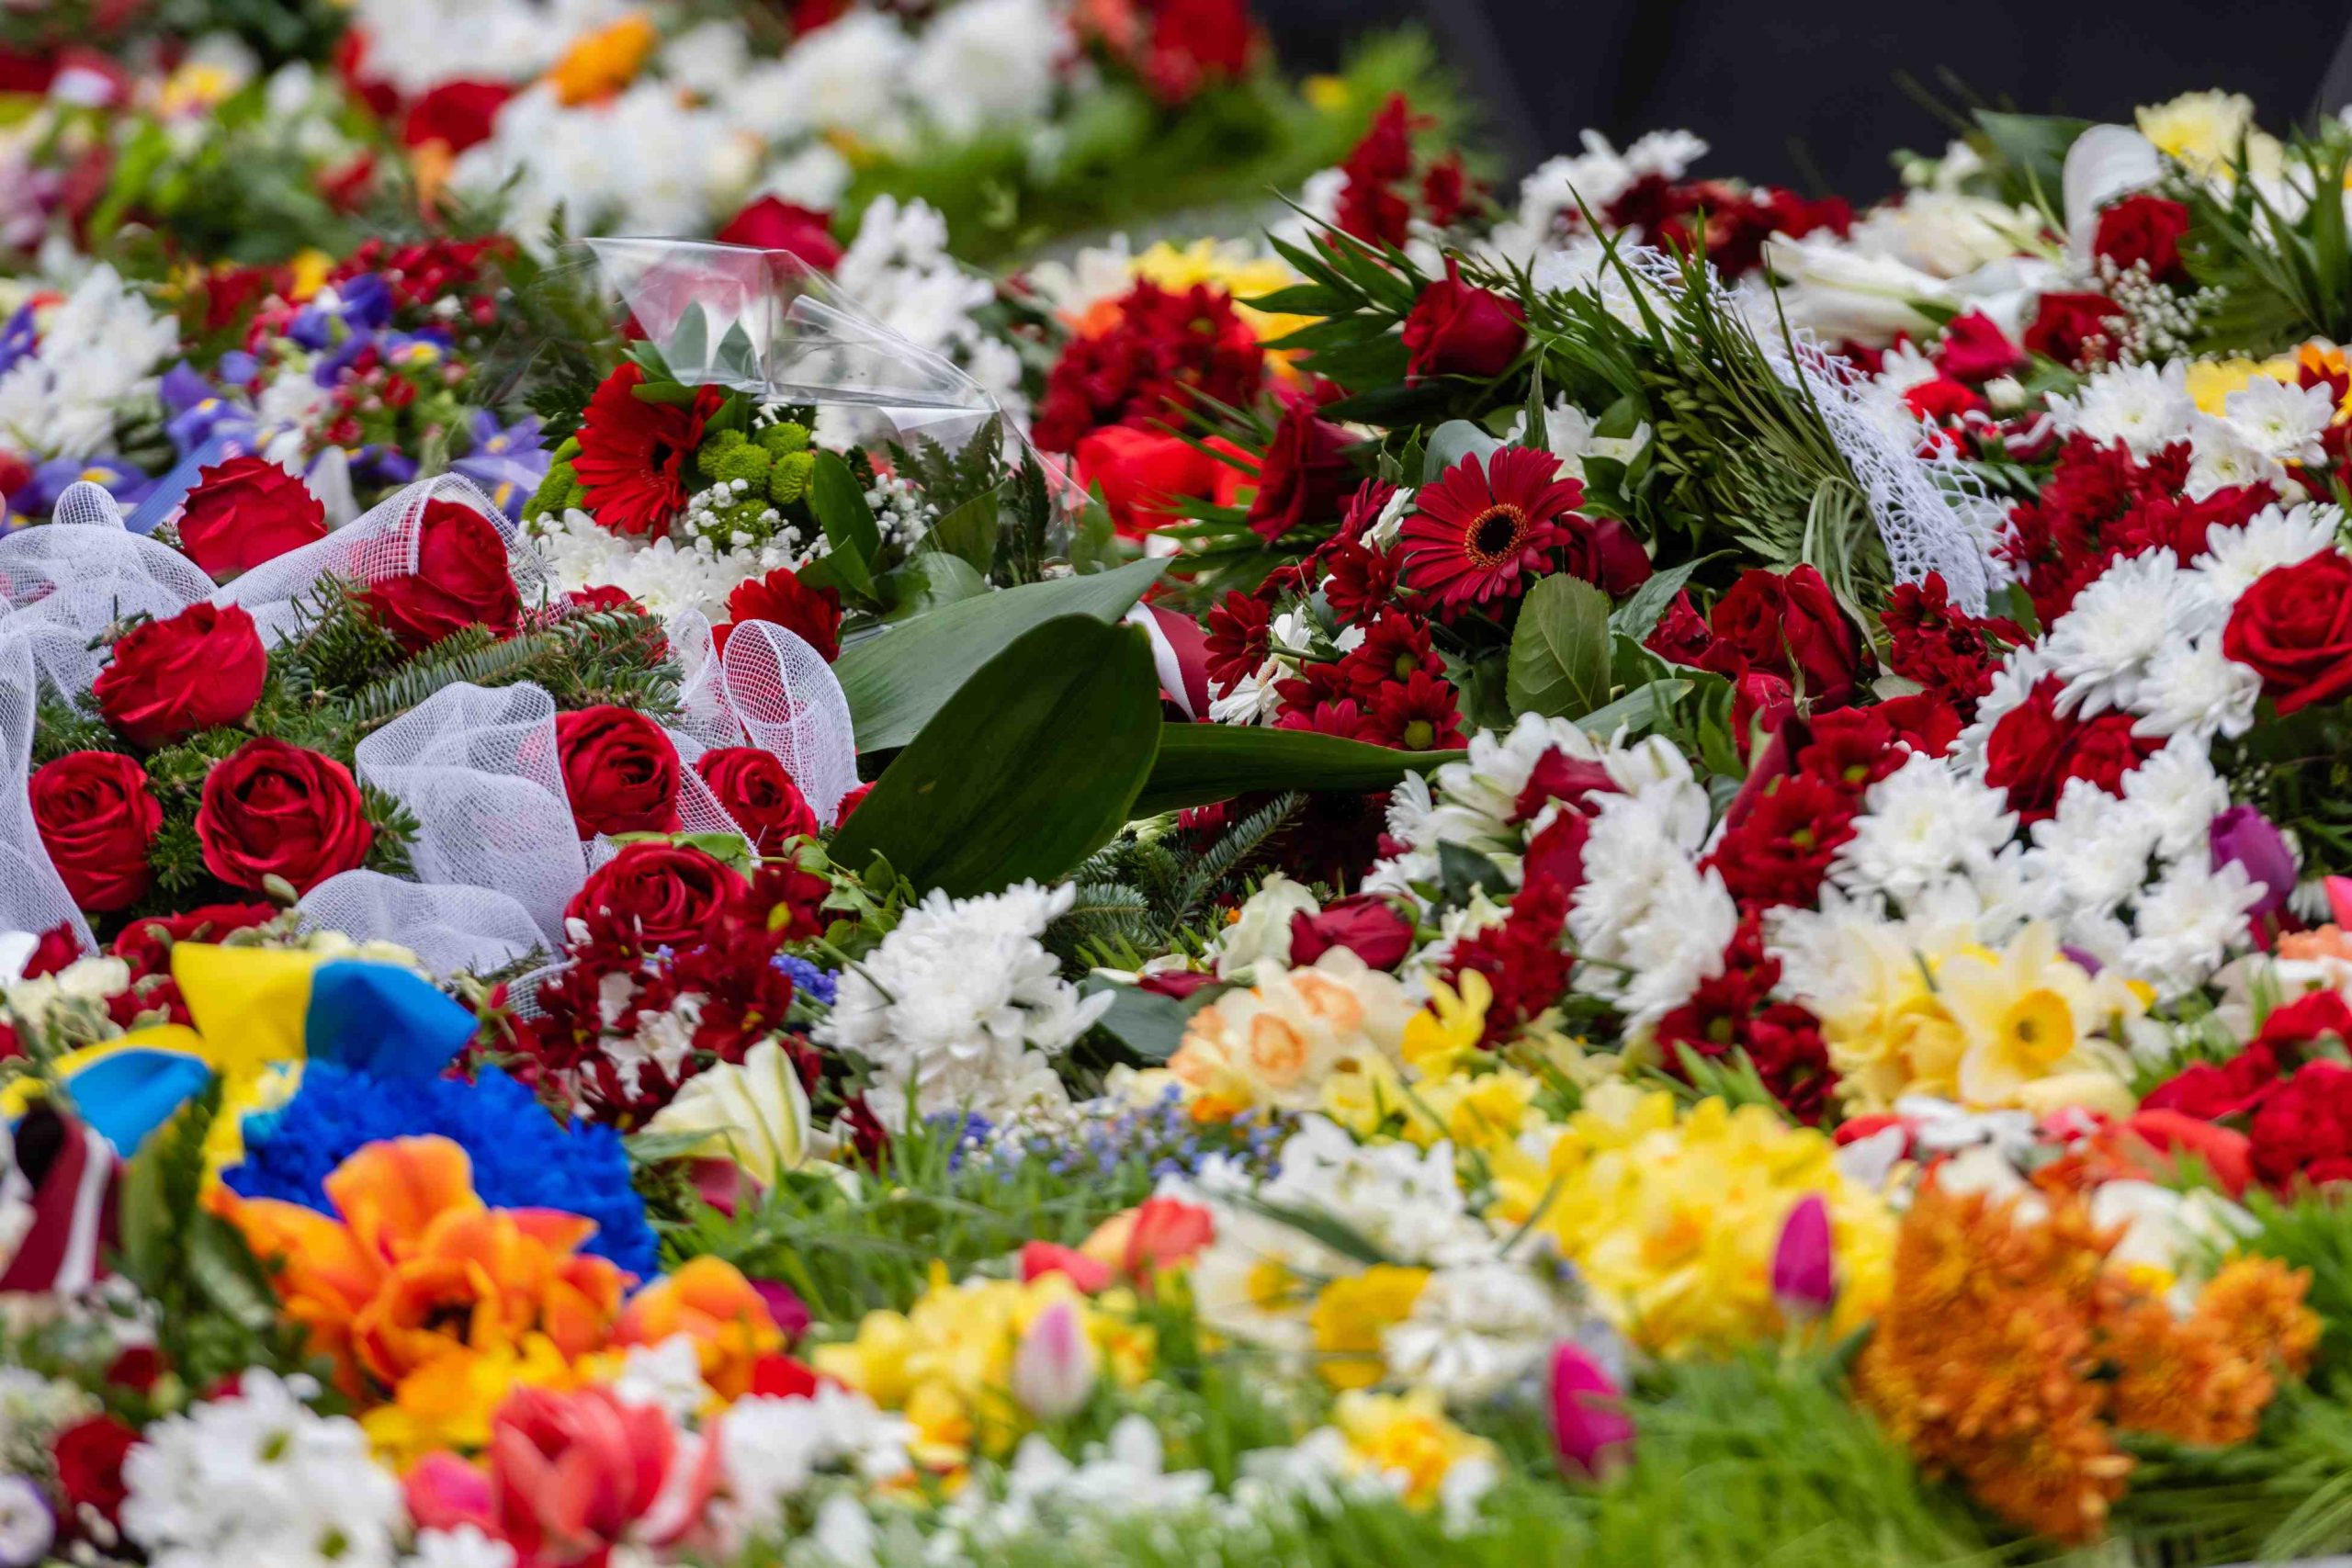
left=223, top=1065, right=659, bottom=1280
left=774, top=955, right=837, bottom=1006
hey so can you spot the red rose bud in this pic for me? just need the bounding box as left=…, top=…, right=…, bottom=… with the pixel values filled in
left=93, top=602, right=266, bottom=750
left=1730, top=670, right=1795, bottom=760
left=1934, top=310, right=2026, bottom=384
left=1401, top=258, right=1526, bottom=382
left=555, top=705, right=682, bottom=840
left=2022, top=290, right=2122, bottom=370
left=363, top=499, right=523, bottom=651
left=1136, top=968, right=1218, bottom=1000
left=2210, top=804, right=2298, bottom=919
left=194, top=738, right=375, bottom=895
left=1547, top=1340, right=1634, bottom=1478
left=31, top=751, right=162, bottom=912
left=714, top=195, right=844, bottom=272
left=565, top=840, right=741, bottom=948
left=695, top=746, right=818, bottom=853
left=2224, top=551, right=2352, bottom=716
left=834, top=782, right=873, bottom=821
left=1286, top=893, right=1414, bottom=970
left=2092, top=194, right=2191, bottom=286
left=1770, top=1192, right=1835, bottom=1320
left=1244, top=398, right=1354, bottom=544
left=175, top=455, right=327, bottom=580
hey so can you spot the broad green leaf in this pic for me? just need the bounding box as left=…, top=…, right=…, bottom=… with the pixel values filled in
left=835, top=558, right=1164, bottom=750
left=664, top=304, right=707, bottom=376
left=882, top=551, right=987, bottom=618
left=926, top=483, right=1005, bottom=575
left=185, top=1213, right=279, bottom=1332
left=829, top=615, right=1162, bottom=895
left=1507, top=573, right=1613, bottom=718
left=1135, top=722, right=1462, bottom=818
left=1974, top=110, right=2092, bottom=214
left=1609, top=553, right=1721, bottom=640
left=714, top=320, right=760, bottom=384
left=1576, top=678, right=1691, bottom=739
left=1421, top=419, right=1504, bottom=484
left=809, top=452, right=884, bottom=572
left=1438, top=840, right=1511, bottom=906
left=1079, top=976, right=1199, bottom=1063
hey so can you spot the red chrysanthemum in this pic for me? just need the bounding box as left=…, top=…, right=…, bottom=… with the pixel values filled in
left=573, top=364, right=719, bottom=537
left=1362, top=668, right=1465, bottom=751
left=1397, top=446, right=1586, bottom=611
left=1204, top=589, right=1273, bottom=690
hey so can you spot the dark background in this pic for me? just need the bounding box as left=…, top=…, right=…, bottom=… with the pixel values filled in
left=1262, top=0, right=2352, bottom=199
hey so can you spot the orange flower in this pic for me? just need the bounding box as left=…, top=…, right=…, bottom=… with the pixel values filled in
left=545, top=12, right=659, bottom=106
left=611, top=1256, right=785, bottom=1401
left=1080, top=1196, right=1216, bottom=1284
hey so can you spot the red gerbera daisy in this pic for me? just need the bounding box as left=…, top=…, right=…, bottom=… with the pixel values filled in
left=1397, top=446, right=1586, bottom=611
left=573, top=364, right=718, bottom=537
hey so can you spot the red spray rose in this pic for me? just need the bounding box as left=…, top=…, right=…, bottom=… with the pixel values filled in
left=1400, top=259, right=1526, bottom=382
left=1702, top=565, right=1868, bottom=705
left=1935, top=310, right=2026, bottom=383
left=556, top=705, right=682, bottom=840
left=31, top=752, right=160, bottom=912
left=93, top=602, right=266, bottom=750
left=2222, top=551, right=2352, bottom=715
left=363, top=499, right=523, bottom=651
left=51, top=1413, right=138, bottom=1529
left=695, top=747, right=818, bottom=852
left=719, top=567, right=842, bottom=661
left=1287, top=894, right=1413, bottom=970
left=174, top=455, right=327, bottom=580
left=1244, top=398, right=1354, bottom=544
left=714, top=196, right=843, bottom=270
left=399, top=79, right=511, bottom=153
left=2092, top=195, right=2191, bottom=286
left=565, top=841, right=742, bottom=948
left=195, top=738, right=375, bottom=894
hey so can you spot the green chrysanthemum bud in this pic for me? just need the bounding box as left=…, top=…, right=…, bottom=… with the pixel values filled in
left=523, top=459, right=579, bottom=524
left=756, top=421, right=811, bottom=458
left=768, top=449, right=815, bottom=505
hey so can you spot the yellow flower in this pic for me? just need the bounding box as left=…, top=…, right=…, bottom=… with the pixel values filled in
left=1936, top=922, right=2141, bottom=1114
left=1400, top=973, right=1490, bottom=1079
left=545, top=12, right=660, bottom=106
left=358, top=1334, right=577, bottom=1468
left=1307, top=1266, right=1430, bottom=1389
left=2135, top=91, right=2261, bottom=178
left=2183, top=357, right=2301, bottom=416
left=1329, top=1389, right=1498, bottom=1510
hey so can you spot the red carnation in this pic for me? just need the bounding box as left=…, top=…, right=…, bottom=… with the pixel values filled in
left=2248, top=1059, right=2352, bottom=1189
left=1032, top=279, right=1264, bottom=455
left=363, top=499, right=523, bottom=651
left=714, top=196, right=843, bottom=272
left=174, top=455, right=327, bottom=580
left=31, top=751, right=160, bottom=912
left=2222, top=551, right=2352, bottom=715
left=195, top=739, right=375, bottom=895
left=1398, top=446, right=1586, bottom=611
left=2023, top=291, right=2123, bottom=369
left=720, top=567, right=842, bottom=662
left=573, top=363, right=719, bottom=536
left=1400, top=259, right=1525, bottom=382
left=556, top=705, right=682, bottom=840
left=1442, top=877, right=1572, bottom=1046
left=51, top=1413, right=138, bottom=1528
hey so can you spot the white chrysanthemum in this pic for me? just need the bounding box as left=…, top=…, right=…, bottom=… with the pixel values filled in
left=2023, top=779, right=2162, bottom=922
left=2192, top=501, right=2344, bottom=598
left=2119, top=734, right=2232, bottom=860
left=2042, top=548, right=2220, bottom=716
left=406, top=1527, right=517, bottom=1568
left=715, top=1386, right=912, bottom=1546
left=345, top=0, right=616, bottom=94
left=1568, top=787, right=1736, bottom=1027
left=0, top=265, right=177, bottom=459
left=1383, top=1259, right=1577, bottom=1404
left=816, top=882, right=1109, bottom=1125
left=830, top=196, right=1023, bottom=415
left=2222, top=376, right=2335, bottom=465
left=121, top=1372, right=402, bottom=1568
left=2048, top=360, right=2195, bottom=457
left=1833, top=751, right=2018, bottom=906
left=530, top=508, right=803, bottom=623
left=1261, top=1117, right=1494, bottom=1267
left=2118, top=857, right=2263, bottom=997
left=725, top=8, right=914, bottom=145
left=2186, top=412, right=2289, bottom=498
left=905, top=0, right=1063, bottom=140
left=2135, top=632, right=2264, bottom=739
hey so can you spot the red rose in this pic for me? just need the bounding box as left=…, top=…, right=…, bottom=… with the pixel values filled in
left=695, top=747, right=818, bottom=852
left=835, top=781, right=872, bottom=820
left=2143, top=1043, right=2281, bottom=1122
left=1982, top=674, right=2160, bottom=823
left=1556, top=513, right=1654, bottom=596
left=1643, top=590, right=1713, bottom=667
left=1730, top=671, right=1796, bottom=759
left=175, top=455, right=327, bottom=580
left=555, top=705, right=681, bottom=840
left=1244, top=399, right=1354, bottom=544
left=92, top=602, right=266, bottom=750
left=564, top=841, right=741, bottom=947
left=2092, top=195, right=2191, bottom=286
left=363, top=499, right=523, bottom=651
left=21, top=923, right=83, bottom=978
left=714, top=196, right=843, bottom=271
left=2222, top=551, right=2352, bottom=715
left=1400, top=259, right=1526, bottom=383
left=1702, top=565, right=1868, bottom=706
left=719, top=568, right=842, bottom=662
left=2022, top=291, right=2122, bottom=369
left=1287, top=894, right=1414, bottom=970
left=51, top=1413, right=138, bottom=1528
left=2248, top=1060, right=2352, bottom=1189
left=400, top=79, right=511, bottom=154
left=1935, top=310, right=2027, bottom=383
left=195, top=738, right=375, bottom=895
left=111, top=902, right=275, bottom=981
left=1075, top=425, right=1227, bottom=536
left=30, top=751, right=160, bottom=912
left=1902, top=376, right=1986, bottom=424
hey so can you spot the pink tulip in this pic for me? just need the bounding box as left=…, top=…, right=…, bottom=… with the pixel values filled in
left=1011, top=1300, right=1097, bottom=1420
left=1772, top=1192, right=1835, bottom=1320
left=1547, top=1341, right=1634, bottom=1478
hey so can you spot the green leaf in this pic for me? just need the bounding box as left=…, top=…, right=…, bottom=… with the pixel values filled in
left=1134, top=723, right=1462, bottom=818
left=1420, top=419, right=1504, bottom=484
left=809, top=452, right=884, bottom=577
left=1438, top=840, right=1511, bottom=906
left=185, top=1213, right=280, bottom=1332
left=1507, top=573, right=1613, bottom=718
left=1974, top=110, right=2092, bottom=214
left=835, top=558, right=1165, bottom=750
left=664, top=304, right=708, bottom=376
left=713, top=320, right=760, bottom=384
left=882, top=552, right=988, bottom=617
left=1576, top=678, right=1691, bottom=739
left=1080, top=976, right=1197, bottom=1063
left=829, top=615, right=1163, bottom=895
left=1609, top=553, right=1720, bottom=640
left=927, top=482, right=1005, bottom=575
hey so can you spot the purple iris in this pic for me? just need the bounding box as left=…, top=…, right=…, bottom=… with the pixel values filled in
left=18, top=456, right=154, bottom=514
left=288, top=273, right=394, bottom=351
left=348, top=444, right=418, bottom=486
left=216, top=348, right=261, bottom=386
left=159, top=362, right=258, bottom=458
left=0, top=302, right=36, bottom=379
left=450, top=411, right=549, bottom=520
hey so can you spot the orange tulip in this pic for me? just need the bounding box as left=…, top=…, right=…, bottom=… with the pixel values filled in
left=611, top=1257, right=785, bottom=1401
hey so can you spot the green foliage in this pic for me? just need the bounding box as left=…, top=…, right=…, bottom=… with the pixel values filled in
left=2239, top=1187, right=2352, bottom=1393
left=1135, top=724, right=1461, bottom=818
left=1507, top=573, right=1614, bottom=718
left=2180, top=129, right=2352, bottom=354
left=1055, top=792, right=1306, bottom=967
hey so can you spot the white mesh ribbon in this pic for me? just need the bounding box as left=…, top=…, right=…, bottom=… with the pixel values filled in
left=351, top=682, right=589, bottom=944
left=0, top=637, right=93, bottom=953
left=297, top=869, right=547, bottom=979
left=716, top=620, right=858, bottom=825
left=1621, top=247, right=2006, bottom=614
left=214, top=471, right=550, bottom=646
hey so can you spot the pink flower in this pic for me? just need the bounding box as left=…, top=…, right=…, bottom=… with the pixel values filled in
left=1011, top=1300, right=1098, bottom=1420
left=1547, top=1341, right=1634, bottom=1478
left=1771, top=1192, right=1835, bottom=1320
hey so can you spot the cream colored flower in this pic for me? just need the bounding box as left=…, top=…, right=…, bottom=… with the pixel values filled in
left=645, top=1039, right=816, bottom=1186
